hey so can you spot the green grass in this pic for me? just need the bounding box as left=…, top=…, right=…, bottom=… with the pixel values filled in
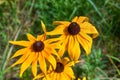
left=0, top=0, right=120, bottom=80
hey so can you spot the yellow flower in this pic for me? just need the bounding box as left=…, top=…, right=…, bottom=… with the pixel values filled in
left=47, top=16, right=99, bottom=61
left=9, top=21, right=59, bottom=77
left=33, top=57, right=75, bottom=80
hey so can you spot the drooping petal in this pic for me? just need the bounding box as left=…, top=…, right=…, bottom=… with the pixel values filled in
left=58, top=36, right=68, bottom=57
left=26, top=33, right=36, bottom=42
left=9, top=41, right=30, bottom=47
left=20, top=52, right=35, bottom=77
left=38, top=53, right=46, bottom=74
left=44, top=50, right=56, bottom=70
left=45, top=47, right=59, bottom=58
left=64, top=67, right=75, bottom=79
left=73, top=37, right=81, bottom=61
left=68, top=36, right=75, bottom=60
left=72, top=16, right=78, bottom=22
left=80, top=22, right=99, bottom=38
left=77, top=16, right=89, bottom=23
left=32, top=60, right=37, bottom=77
left=77, top=33, right=92, bottom=55
left=32, top=53, right=38, bottom=77
left=11, top=48, right=27, bottom=59
left=11, top=50, right=30, bottom=67
left=46, top=25, right=66, bottom=35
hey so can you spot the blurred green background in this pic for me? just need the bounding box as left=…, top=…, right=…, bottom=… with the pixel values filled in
left=0, top=0, right=120, bottom=80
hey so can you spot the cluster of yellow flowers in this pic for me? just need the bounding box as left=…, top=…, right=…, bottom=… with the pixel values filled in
left=9, top=16, right=99, bottom=80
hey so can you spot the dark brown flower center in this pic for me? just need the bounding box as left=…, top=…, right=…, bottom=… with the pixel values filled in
left=55, top=62, right=64, bottom=73
left=33, top=41, right=44, bottom=52
left=68, top=22, right=80, bottom=35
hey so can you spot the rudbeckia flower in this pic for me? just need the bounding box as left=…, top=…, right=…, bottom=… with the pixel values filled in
left=47, top=16, right=99, bottom=61
left=33, top=57, right=75, bottom=80
left=9, top=21, right=59, bottom=77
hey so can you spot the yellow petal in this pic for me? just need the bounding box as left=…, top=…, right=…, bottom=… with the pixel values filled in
left=26, top=33, right=36, bottom=42
left=63, top=72, right=70, bottom=80
left=64, top=67, right=75, bottom=79
left=65, top=61, right=74, bottom=67
left=38, top=53, right=46, bottom=74
left=44, top=50, right=56, bottom=70
left=32, top=53, right=38, bottom=77
left=11, top=48, right=27, bottom=59
left=72, top=16, right=78, bottom=22
left=41, top=21, right=46, bottom=33
left=73, top=37, right=81, bottom=61
left=11, top=51, right=30, bottom=67
left=43, top=75, right=51, bottom=80
left=45, top=47, right=59, bottom=59
left=68, top=36, right=74, bottom=60
left=62, top=57, right=69, bottom=65
left=78, top=78, right=81, bottom=80
left=9, top=41, right=30, bottom=47
left=20, top=52, right=35, bottom=77
left=82, top=77, right=86, bottom=80
left=77, top=33, right=92, bottom=55
left=32, top=60, right=37, bottom=77
left=80, top=22, right=99, bottom=38
left=33, top=73, right=45, bottom=80
left=46, top=25, right=66, bottom=35
left=77, top=16, right=89, bottom=23
left=37, top=35, right=45, bottom=41
left=58, top=36, right=68, bottom=57
left=52, top=72, right=57, bottom=80
left=61, top=73, right=66, bottom=80
left=45, top=38, right=60, bottom=43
